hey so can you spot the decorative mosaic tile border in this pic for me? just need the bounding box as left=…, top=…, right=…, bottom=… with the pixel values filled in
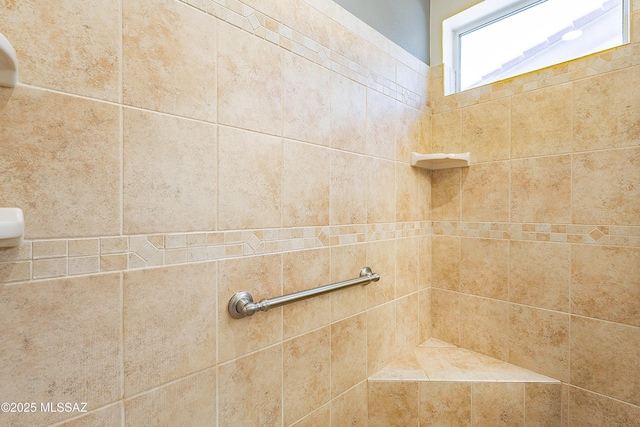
left=0, top=221, right=431, bottom=283
left=432, top=221, right=640, bottom=247
left=179, top=0, right=427, bottom=109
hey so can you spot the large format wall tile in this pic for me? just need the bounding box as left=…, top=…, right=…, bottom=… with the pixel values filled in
left=282, top=140, right=330, bottom=227
left=282, top=248, right=331, bottom=339
left=367, top=302, right=397, bottom=374
left=0, top=87, right=120, bottom=238
left=123, top=263, right=216, bottom=396
left=0, top=0, right=120, bottom=101
left=570, top=316, right=640, bottom=406
left=124, top=368, right=216, bottom=427
left=367, top=157, right=397, bottom=223
left=460, top=238, right=508, bottom=300
left=217, top=254, right=282, bottom=363
left=511, top=83, right=573, bottom=158
left=572, top=244, right=640, bottom=327
left=431, top=289, right=460, bottom=346
left=574, top=66, right=640, bottom=151
left=331, top=314, right=367, bottom=397
left=218, top=127, right=283, bottom=230
left=217, top=21, right=282, bottom=134
left=366, top=89, right=397, bottom=160
left=431, top=109, right=462, bottom=154
left=331, top=382, right=368, bottom=427
left=511, top=155, right=572, bottom=224
left=572, top=147, right=640, bottom=225
left=283, top=53, right=331, bottom=146
left=419, top=382, right=471, bottom=426
left=509, top=305, right=570, bottom=382
left=462, top=98, right=511, bottom=163
left=123, top=108, right=217, bottom=234
left=284, top=328, right=331, bottom=425
left=331, top=74, right=367, bottom=153
left=460, top=295, right=509, bottom=360
left=569, top=386, right=640, bottom=427
left=510, top=241, right=570, bottom=312
left=330, top=244, right=367, bottom=321
left=331, top=150, right=367, bottom=225
left=368, top=381, right=419, bottom=427
left=0, top=275, right=121, bottom=426
left=461, top=162, right=510, bottom=222
left=472, top=383, right=524, bottom=427
left=123, top=0, right=217, bottom=121
left=431, top=169, right=462, bottom=221
left=218, top=345, right=282, bottom=427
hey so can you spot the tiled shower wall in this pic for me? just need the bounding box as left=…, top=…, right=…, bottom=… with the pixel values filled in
left=0, top=0, right=431, bottom=426
left=427, top=2, right=640, bottom=424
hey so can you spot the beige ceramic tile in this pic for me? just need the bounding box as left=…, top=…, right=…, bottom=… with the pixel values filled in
left=218, top=254, right=282, bottom=363
left=511, top=155, right=572, bottom=223
left=218, top=345, right=282, bottom=427
left=460, top=238, right=509, bottom=300
left=574, top=66, right=640, bottom=151
left=125, top=368, right=216, bottom=427
left=413, top=346, right=493, bottom=381
left=510, top=241, right=570, bottom=312
left=461, top=162, right=510, bottom=222
left=0, top=1, right=120, bottom=101
left=570, top=316, right=640, bottom=406
left=331, top=313, right=367, bottom=397
left=396, top=163, right=430, bottom=222
left=369, top=351, right=427, bottom=381
left=572, top=244, right=640, bottom=327
left=284, top=328, right=331, bottom=425
left=367, top=157, right=396, bottom=224
left=396, top=238, right=419, bottom=297
left=0, top=275, right=121, bottom=426
left=366, top=89, right=396, bottom=160
left=123, top=263, right=216, bottom=396
left=525, top=383, right=562, bottom=427
left=0, top=87, right=120, bottom=239
left=396, top=102, right=427, bottom=163
left=367, top=303, right=397, bottom=375
left=419, top=235, right=432, bottom=290
left=472, top=383, right=525, bottom=427
left=432, top=236, right=460, bottom=291
left=331, top=74, right=367, bottom=153
left=218, top=127, right=283, bottom=229
left=368, top=381, right=419, bottom=427
left=462, top=98, right=511, bottom=163
left=330, top=244, right=367, bottom=321
left=396, top=294, right=421, bottom=355
left=511, top=84, right=573, bottom=158
left=57, top=403, right=122, bottom=427
left=509, top=305, right=569, bottom=382
left=280, top=0, right=331, bottom=48
left=568, top=386, right=640, bottom=427
left=366, top=240, right=396, bottom=308
left=460, top=295, right=510, bottom=360
left=419, top=382, right=472, bottom=427
left=330, top=382, right=367, bottom=427
left=431, top=109, right=462, bottom=154
left=283, top=248, right=331, bottom=339
left=291, top=405, right=330, bottom=427
left=283, top=53, right=331, bottom=146
left=431, top=289, right=460, bottom=346
left=330, top=151, right=367, bottom=224
left=123, top=108, right=217, bottom=234
left=283, top=140, right=330, bottom=227
left=218, top=21, right=282, bottom=134
left=572, top=147, right=640, bottom=225
left=123, top=0, right=216, bottom=121
left=419, top=288, right=432, bottom=342
left=431, top=168, right=462, bottom=221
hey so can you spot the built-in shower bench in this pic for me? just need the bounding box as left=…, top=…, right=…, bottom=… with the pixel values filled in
left=367, top=338, right=562, bottom=426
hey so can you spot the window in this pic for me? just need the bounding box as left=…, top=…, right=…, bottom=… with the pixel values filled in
left=443, top=0, right=630, bottom=94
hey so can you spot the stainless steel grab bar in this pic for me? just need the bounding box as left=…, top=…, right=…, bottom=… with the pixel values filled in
left=227, top=266, right=380, bottom=319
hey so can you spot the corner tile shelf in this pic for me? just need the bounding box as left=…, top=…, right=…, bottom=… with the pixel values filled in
left=0, top=32, right=18, bottom=88
left=411, top=152, right=470, bottom=170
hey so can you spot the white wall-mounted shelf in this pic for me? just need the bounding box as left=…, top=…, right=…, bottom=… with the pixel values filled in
left=0, top=32, right=18, bottom=88
left=411, top=152, right=471, bottom=170
left=0, top=208, right=25, bottom=248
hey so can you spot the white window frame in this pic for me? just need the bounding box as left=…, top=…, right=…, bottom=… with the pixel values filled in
left=442, top=0, right=631, bottom=95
